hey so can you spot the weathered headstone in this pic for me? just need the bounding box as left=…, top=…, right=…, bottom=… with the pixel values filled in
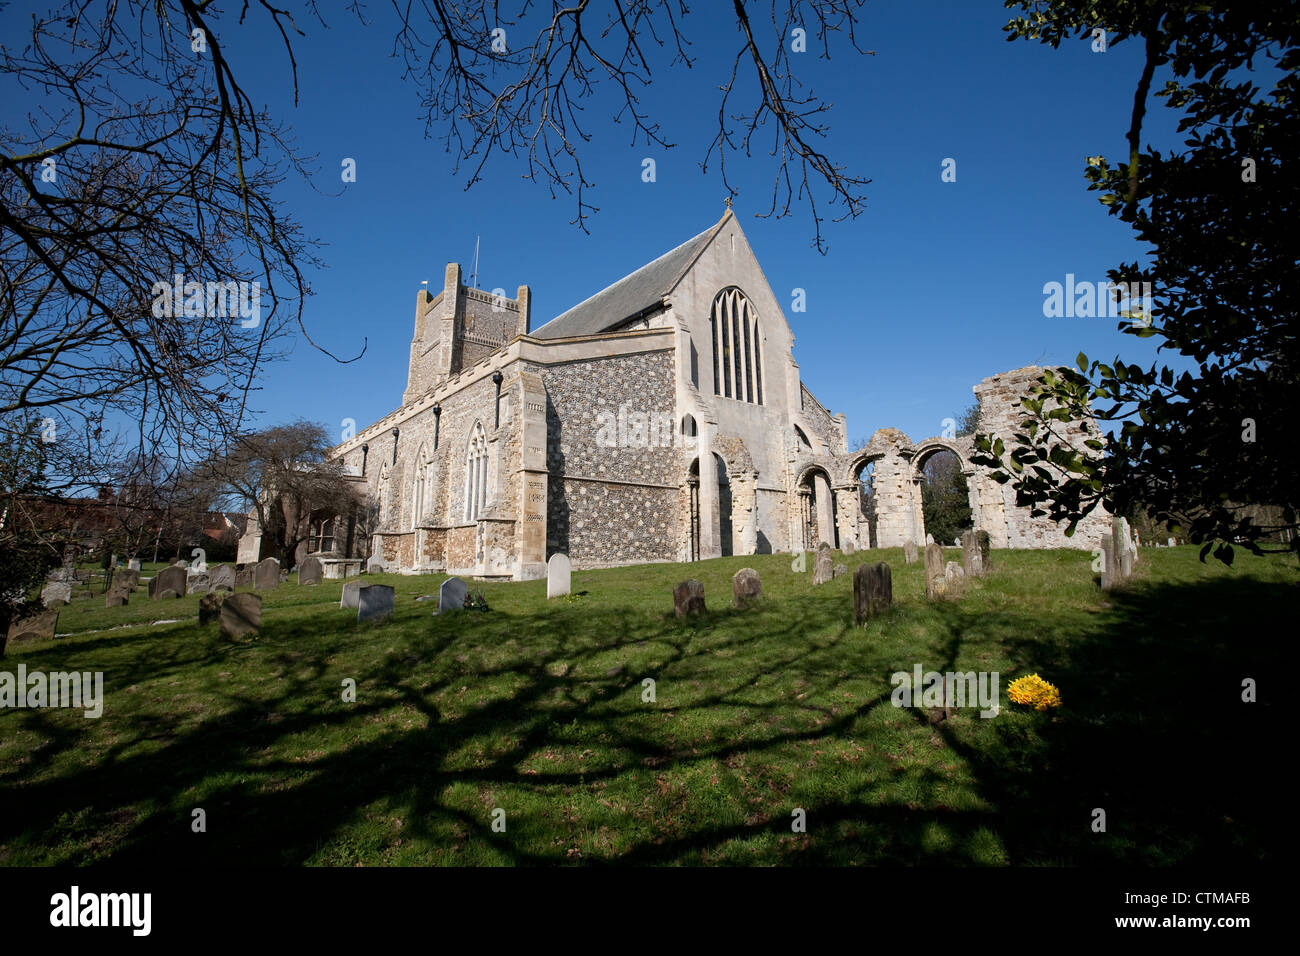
left=5, top=609, right=59, bottom=650
left=127, top=558, right=142, bottom=572
left=1167, top=537, right=1176, bottom=548
left=153, top=564, right=186, bottom=600
left=944, top=561, right=965, bottom=585
left=853, top=562, right=893, bottom=623
left=733, top=568, right=762, bottom=608
left=158, top=589, right=181, bottom=600
left=1100, top=533, right=1118, bottom=591
left=832, top=562, right=849, bottom=579
left=673, top=579, right=706, bottom=619
left=358, top=584, right=396, bottom=623
left=842, top=538, right=855, bottom=555
left=366, top=556, right=385, bottom=574
left=813, top=548, right=834, bottom=585
left=298, top=556, right=324, bottom=586
left=199, top=590, right=227, bottom=625
left=340, top=579, right=367, bottom=609
left=254, top=557, right=280, bottom=590
left=546, top=553, right=571, bottom=599
left=209, top=565, right=236, bottom=592
left=105, top=589, right=129, bottom=608
left=220, top=592, right=262, bottom=640
left=925, top=533, right=935, bottom=547
left=116, top=569, right=140, bottom=591
left=235, top=567, right=253, bottom=588
left=41, top=582, right=71, bottom=607
left=903, top=539, right=918, bottom=565
left=438, top=576, right=468, bottom=612
left=924, top=542, right=946, bottom=600
left=961, top=530, right=985, bottom=578
left=186, top=572, right=210, bottom=595
left=976, top=530, right=991, bottom=573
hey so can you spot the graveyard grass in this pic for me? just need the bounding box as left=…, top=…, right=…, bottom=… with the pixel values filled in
left=1, top=547, right=1288, bottom=866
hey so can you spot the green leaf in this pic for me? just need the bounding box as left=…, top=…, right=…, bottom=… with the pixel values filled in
left=1076, top=351, right=1088, bottom=372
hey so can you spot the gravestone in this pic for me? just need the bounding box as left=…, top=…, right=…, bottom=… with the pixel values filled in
left=903, top=539, right=918, bottom=565
left=926, top=533, right=935, bottom=547
left=41, top=582, right=71, bottom=607
left=199, top=591, right=227, bottom=625
left=220, top=592, right=262, bottom=640
left=105, top=589, right=129, bottom=608
left=1167, top=537, right=1176, bottom=548
left=128, top=558, right=142, bottom=572
left=961, top=531, right=985, bottom=578
left=832, top=562, right=849, bottom=579
left=298, top=556, right=324, bottom=586
left=116, top=569, right=140, bottom=591
left=158, top=589, right=181, bottom=600
left=186, top=572, right=210, bottom=595
left=438, top=576, right=468, bottom=612
left=944, top=561, right=965, bottom=585
left=733, top=568, right=762, bottom=608
left=147, top=576, right=157, bottom=598
left=924, top=542, right=946, bottom=600
left=853, top=562, right=893, bottom=623
left=546, top=553, right=571, bottom=599
left=209, top=565, right=236, bottom=592
left=254, top=557, right=280, bottom=590
left=673, top=579, right=706, bottom=619
left=813, top=548, right=834, bottom=585
left=5, top=609, right=59, bottom=650
left=358, top=584, right=395, bottom=623
left=1100, top=533, right=1118, bottom=591
left=842, top=538, right=855, bottom=555
left=366, top=556, right=385, bottom=574
left=976, top=530, right=991, bottom=573
left=235, top=567, right=253, bottom=588
left=153, top=564, right=186, bottom=600
left=340, top=579, right=367, bottom=610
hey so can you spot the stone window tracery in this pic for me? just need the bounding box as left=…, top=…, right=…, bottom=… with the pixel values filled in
left=463, top=422, right=488, bottom=522
left=710, top=288, right=763, bottom=404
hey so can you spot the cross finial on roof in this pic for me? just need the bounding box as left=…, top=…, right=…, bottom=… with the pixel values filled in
left=724, top=196, right=733, bottom=210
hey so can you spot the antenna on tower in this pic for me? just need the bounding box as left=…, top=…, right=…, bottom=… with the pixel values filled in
left=471, top=235, right=480, bottom=289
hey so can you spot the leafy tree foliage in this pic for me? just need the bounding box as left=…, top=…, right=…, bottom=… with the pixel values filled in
left=975, top=2, right=1298, bottom=563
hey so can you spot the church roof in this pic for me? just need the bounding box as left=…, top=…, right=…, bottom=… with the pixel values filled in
left=531, top=212, right=729, bottom=339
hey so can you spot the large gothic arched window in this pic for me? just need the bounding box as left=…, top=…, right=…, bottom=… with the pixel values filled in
left=710, top=288, right=763, bottom=404
left=412, top=444, right=435, bottom=530
left=463, top=423, right=488, bottom=522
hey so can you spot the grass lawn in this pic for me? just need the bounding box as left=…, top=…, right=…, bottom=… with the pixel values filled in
left=1, top=546, right=1289, bottom=865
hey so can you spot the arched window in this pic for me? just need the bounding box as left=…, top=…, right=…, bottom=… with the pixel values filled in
left=412, top=444, right=437, bottom=530
left=463, top=423, right=488, bottom=522
left=710, top=288, right=763, bottom=404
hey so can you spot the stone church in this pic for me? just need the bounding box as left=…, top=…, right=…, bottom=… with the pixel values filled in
left=323, top=207, right=1107, bottom=579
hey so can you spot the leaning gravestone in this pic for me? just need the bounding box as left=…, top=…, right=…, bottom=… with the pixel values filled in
left=105, top=589, right=129, bottom=608
left=220, top=592, right=262, bottom=640
left=733, top=568, right=762, bottom=608
left=5, top=610, right=59, bottom=651
left=546, top=553, right=571, bottom=599
left=153, top=564, right=187, bottom=600
left=438, top=576, right=468, bottom=612
left=358, top=584, right=395, bottom=623
left=903, top=539, right=918, bottom=565
left=813, top=548, right=834, bottom=585
left=209, top=565, right=236, bottom=593
left=960, top=531, right=985, bottom=579
left=340, top=579, right=367, bottom=610
left=254, top=557, right=280, bottom=590
left=298, top=556, right=324, bottom=586
left=41, top=582, right=71, bottom=607
left=924, top=542, right=946, bottom=600
left=853, top=562, right=893, bottom=623
left=199, top=591, right=227, bottom=625
left=186, top=572, right=210, bottom=596
left=673, top=579, right=706, bottom=619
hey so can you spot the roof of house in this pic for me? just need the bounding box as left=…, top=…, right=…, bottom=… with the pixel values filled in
left=530, top=212, right=729, bottom=339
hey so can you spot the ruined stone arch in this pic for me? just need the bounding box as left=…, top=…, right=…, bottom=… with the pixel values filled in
left=911, top=437, right=980, bottom=546
left=794, top=461, right=838, bottom=550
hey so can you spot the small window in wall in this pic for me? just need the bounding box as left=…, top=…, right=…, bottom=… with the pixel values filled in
left=710, top=288, right=763, bottom=404
left=463, top=422, right=488, bottom=522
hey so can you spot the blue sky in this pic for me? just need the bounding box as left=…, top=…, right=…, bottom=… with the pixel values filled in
left=7, top=0, right=1194, bottom=446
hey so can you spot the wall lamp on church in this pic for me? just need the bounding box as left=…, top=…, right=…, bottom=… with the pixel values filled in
left=360, top=443, right=369, bottom=475
left=432, top=404, right=441, bottom=449
left=492, top=371, right=504, bottom=428
left=391, top=427, right=399, bottom=465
